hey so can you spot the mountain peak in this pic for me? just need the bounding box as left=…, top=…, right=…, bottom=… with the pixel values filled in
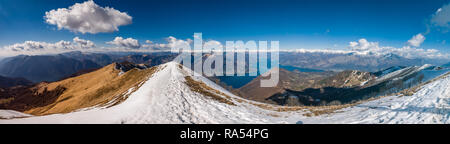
left=114, top=61, right=148, bottom=72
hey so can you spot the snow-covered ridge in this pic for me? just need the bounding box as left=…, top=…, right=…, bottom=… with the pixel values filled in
left=374, top=64, right=450, bottom=84
left=375, top=65, right=427, bottom=82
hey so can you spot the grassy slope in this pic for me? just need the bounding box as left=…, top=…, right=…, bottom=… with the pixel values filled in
left=24, top=64, right=158, bottom=115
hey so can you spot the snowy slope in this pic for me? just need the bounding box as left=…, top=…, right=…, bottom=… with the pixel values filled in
left=0, top=62, right=449, bottom=124
left=373, top=66, right=405, bottom=77
left=374, top=64, right=450, bottom=83
left=0, top=110, right=32, bottom=119
left=305, top=72, right=450, bottom=124
left=374, top=64, right=431, bottom=83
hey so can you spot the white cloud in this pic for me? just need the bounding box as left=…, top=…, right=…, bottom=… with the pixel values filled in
left=1, top=36, right=448, bottom=60
left=407, top=33, right=425, bottom=47
left=165, top=36, right=193, bottom=49
left=106, top=37, right=140, bottom=49
left=142, top=36, right=193, bottom=51
left=430, top=3, right=450, bottom=32
left=203, top=40, right=223, bottom=50
left=4, top=40, right=72, bottom=52
left=141, top=37, right=223, bottom=52
left=349, top=38, right=379, bottom=50
left=141, top=43, right=166, bottom=50
left=348, top=38, right=445, bottom=59
left=73, top=37, right=95, bottom=48
left=1, top=36, right=198, bottom=56
left=0, top=37, right=97, bottom=56
left=44, top=0, right=132, bottom=34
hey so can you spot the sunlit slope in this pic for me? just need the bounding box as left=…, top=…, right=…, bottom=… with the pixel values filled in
left=1, top=62, right=157, bottom=116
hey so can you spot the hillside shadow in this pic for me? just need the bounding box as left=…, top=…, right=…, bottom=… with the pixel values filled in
left=0, top=86, right=66, bottom=112
left=267, top=87, right=366, bottom=106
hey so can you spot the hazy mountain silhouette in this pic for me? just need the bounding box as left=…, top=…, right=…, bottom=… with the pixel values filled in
left=0, top=55, right=100, bottom=82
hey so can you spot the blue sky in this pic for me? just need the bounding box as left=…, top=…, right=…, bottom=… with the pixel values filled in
left=0, top=0, right=449, bottom=53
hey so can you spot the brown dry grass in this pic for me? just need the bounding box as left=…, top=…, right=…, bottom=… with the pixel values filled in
left=184, top=76, right=236, bottom=106
left=0, top=97, right=14, bottom=105
left=24, top=64, right=159, bottom=115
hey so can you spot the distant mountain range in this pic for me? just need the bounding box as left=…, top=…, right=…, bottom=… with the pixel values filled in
left=0, top=75, right=32, bottom=88
left=1, top=51, right=448, bottom=90
left=0, top=55, right=100, bottom=82
left=279, top=52, right=448, bottom=72
left=0, top=51, right=177, bottom=83
left=60, top=51, right=177, bottom=67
